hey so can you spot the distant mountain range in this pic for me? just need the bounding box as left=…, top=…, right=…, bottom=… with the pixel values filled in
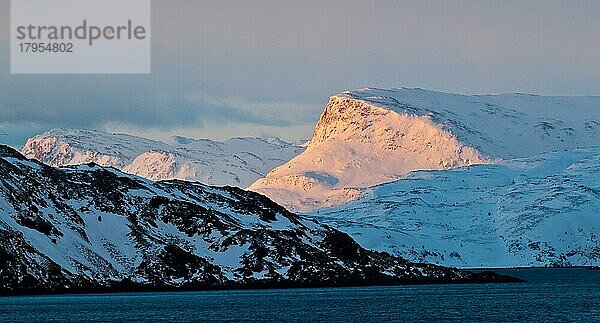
left=22, top=128, right=304, bottom=188
left=0, top=145, right=515, bottom=295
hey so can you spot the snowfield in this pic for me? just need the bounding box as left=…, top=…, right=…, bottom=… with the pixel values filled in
left=311, top=147, right=600, bottom=268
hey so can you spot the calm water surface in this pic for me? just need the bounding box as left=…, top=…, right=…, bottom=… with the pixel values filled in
left=1, top=268, right=599, bottom=322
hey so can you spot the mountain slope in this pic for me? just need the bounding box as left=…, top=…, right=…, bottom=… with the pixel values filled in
left=21, top=128, right=304, bottom=188
left=250, top=88, right=600, bottom=212
left=312, top=147, right=600, bottom=268
left=0, top=145, right=515, bottom=294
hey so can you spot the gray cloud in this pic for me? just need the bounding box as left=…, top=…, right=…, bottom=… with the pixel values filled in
left=0, top=82, right=304, bottom=128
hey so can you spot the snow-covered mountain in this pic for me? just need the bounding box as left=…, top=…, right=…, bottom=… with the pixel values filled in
left=312, top=147, right=600, bottom=268
left=250, top=88, right=600, bottom=212
left=0, top=145, right=517, bottom=294
left=21, top=128, right=304, bottom=188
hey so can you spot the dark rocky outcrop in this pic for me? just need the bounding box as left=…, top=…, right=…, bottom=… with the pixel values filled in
left=0, top=145, right=521, bottom=295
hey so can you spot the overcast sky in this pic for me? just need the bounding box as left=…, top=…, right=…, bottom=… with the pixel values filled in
left=1, top=0, right=600, bottom=147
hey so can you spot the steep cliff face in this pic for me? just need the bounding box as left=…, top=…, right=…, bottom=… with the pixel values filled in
left=21, top=129, right=304, bottom=187
left=1, top=145, right=515, bottom=294
left=250, top=93, right=489, bottom=212
left=250, top=88, right=600, bottom=212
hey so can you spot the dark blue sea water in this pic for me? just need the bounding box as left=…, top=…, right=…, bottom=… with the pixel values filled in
left=1, top=268, right=599, bottom=322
